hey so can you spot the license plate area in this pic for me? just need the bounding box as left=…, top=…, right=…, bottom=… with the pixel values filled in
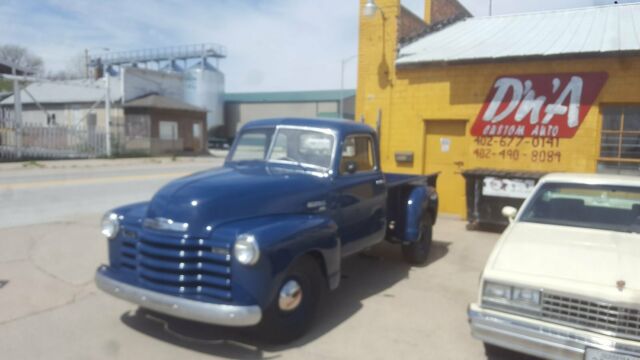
left=585, top=348, right=640, bottom=360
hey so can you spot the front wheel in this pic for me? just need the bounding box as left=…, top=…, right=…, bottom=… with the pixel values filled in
left=401, top=213, right=433, bottom=265
left=257, top=256, right=324, bottom=343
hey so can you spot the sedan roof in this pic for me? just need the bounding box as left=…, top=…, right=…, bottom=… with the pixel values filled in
left=540, top=173, right=640, bottom=188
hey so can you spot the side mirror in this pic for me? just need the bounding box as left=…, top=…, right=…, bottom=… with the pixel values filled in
left=345, top=161, right=357, bottom=174
left=502, top=206, right=518, bottom=223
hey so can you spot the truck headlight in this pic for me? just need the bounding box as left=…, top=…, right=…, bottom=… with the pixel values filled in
left=482, top=282, right=541, bottom=313
left=234, top=234, right=260, bottom=265
left=101, top=212, right=120, bottom=239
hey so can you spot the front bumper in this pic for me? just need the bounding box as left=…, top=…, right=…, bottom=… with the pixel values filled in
left=95, top=266, right=262, bottom=327
left=468, top=303, right=640, bottom=360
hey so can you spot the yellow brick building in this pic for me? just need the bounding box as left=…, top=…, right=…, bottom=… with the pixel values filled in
left=357, top=0, right=640, bottom=216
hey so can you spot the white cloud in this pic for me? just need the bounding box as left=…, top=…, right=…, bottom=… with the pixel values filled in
left=0, top=0, right=360, bottom=92
left=1, top=0, right=638, bottom=92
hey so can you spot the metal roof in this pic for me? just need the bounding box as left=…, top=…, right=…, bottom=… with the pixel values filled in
left=224, top=89, right=356, bottom=103
left=0, top=78, right=122, bottom=105
left=397, top=3, right=640, bottom=66
left=124, top=94, right=206, bottom=112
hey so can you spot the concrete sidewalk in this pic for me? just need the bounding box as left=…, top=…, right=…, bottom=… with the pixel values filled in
left=0, top=156, right=216, bottom=172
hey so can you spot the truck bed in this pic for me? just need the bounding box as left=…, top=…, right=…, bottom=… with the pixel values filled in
left=384, top=172, right=438, bottom=188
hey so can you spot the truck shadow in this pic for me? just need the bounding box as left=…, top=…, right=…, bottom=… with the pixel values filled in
left=119, top=240, right=451, bottom=358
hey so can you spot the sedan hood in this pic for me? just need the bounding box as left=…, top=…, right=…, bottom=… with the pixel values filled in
left=490, top=222, right=640, bottom=291
left=146, top=164, right=330, bottom=237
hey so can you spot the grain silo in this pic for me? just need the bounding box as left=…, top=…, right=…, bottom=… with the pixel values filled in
left=183, top=60, right=225, bottom=132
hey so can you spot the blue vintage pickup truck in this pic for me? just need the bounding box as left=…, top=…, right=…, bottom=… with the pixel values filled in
left=96, top=118, right=438, bottom=342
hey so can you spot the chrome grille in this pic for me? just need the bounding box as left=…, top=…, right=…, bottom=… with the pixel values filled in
left=120, top=231, right=232, bottom=302
left=542, top=293, right=640, bottom=341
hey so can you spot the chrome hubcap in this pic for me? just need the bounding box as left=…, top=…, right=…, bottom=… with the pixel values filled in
left=278, top=280, right=303, bottom=311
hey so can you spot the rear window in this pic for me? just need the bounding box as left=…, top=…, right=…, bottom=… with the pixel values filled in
left=520, top=183, right=640, bottom=233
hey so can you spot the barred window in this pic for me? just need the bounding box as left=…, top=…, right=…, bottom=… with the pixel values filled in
left=598, top=106, right=640, bottom=175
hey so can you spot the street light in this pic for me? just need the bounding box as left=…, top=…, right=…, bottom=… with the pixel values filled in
left=363, top=0, right=385, bottom=18
left=105, top=66, right=112, bottom=157
left=340, top=55, right=357, bottom=119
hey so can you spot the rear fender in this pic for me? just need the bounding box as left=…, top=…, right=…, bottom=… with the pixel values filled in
left=213, top=215, right=340, bottom=308
left=404, top=186, right=432, bottom=242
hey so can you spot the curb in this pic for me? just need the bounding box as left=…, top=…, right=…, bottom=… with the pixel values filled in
left=0, top=156, right=218, bottom=172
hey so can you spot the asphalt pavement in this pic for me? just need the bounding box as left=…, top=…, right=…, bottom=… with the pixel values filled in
left=0, top=157, right=222, bottom=229
left=0, top=157, right=531, bottom=359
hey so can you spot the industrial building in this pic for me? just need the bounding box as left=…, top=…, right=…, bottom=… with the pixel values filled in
left=223, top=89, right=356, bottom=138
left=357, top=0, right=640, bottom=217
left=0, top=44, right=224, bottom=157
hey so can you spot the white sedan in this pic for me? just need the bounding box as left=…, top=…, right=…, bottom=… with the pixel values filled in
left=469, top=173, right=640, bottom=360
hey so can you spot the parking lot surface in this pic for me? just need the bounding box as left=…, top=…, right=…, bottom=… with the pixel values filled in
left=0, top=159, right=532, bottom=359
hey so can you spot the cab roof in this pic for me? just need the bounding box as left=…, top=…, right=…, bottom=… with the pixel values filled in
left=241, top=117, right=375, bottom=135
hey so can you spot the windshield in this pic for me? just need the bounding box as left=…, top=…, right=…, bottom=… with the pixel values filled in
left=228, top=129, right=274, bottom=162
left=229, top=127, right=335, bottom=170
left=520, top=183, right=640, bottom=233
left=268, top=128, right=334, bottom=169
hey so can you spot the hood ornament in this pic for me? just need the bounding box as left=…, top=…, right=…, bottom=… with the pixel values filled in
left=616, top=280, right=626, bottom=292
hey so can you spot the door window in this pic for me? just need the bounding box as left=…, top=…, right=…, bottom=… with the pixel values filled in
left=340, top=135, right=376, bottom=174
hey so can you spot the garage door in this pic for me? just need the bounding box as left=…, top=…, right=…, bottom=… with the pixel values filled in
left=424, top=120, right=468, bottom=216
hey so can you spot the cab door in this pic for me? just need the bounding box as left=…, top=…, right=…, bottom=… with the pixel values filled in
left=333, top=134, right=386, bottom=256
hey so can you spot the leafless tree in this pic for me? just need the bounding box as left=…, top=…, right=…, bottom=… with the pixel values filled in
left=0, top=44, right=44, bottom=74
left=45, top=52, right=87, bottom=80
left=64, top=52, right=86, bottom=79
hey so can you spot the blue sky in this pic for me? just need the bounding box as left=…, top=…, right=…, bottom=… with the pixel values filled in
left=1, top=0, right=637, bottom=92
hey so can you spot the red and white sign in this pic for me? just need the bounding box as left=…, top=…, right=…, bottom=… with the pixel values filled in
left=470, top=72, right=608, bottom=138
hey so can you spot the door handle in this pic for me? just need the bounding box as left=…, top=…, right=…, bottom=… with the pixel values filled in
left=375, top=179, right=385, bottom=186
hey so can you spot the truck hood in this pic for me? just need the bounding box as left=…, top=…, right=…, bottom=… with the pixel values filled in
left=146, top=164, right=330, bottom=237
left=490, top=222, right=640, bottom=292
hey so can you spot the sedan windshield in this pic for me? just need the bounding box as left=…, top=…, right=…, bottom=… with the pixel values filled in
left=520, top=183, right=640, bottom=233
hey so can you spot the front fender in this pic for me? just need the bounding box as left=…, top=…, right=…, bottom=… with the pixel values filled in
left=106, top=202, right=149, bottom=268
left=212, top=214, right=339, bottom=308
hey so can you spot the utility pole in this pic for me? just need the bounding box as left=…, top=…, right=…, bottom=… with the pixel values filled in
left=489, top=0, right=493, bottom=16
left=105, top=71, right=112, bottom=157
left=85, top=48, right=89, bottom=78
left=11, top=66, right=22, bottom=159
